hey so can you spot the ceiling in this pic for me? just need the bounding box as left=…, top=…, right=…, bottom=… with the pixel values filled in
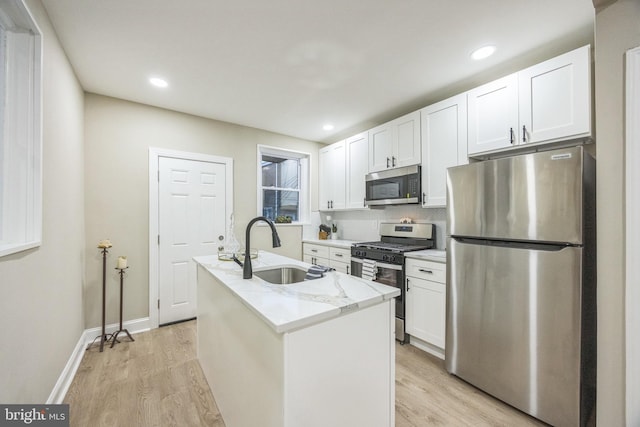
left=41, top=0, right=594, bottom=143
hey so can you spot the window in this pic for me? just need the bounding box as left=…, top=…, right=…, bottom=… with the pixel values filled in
left=257, top=146, right=309, bottom=223
left=0, top=0, right=42, bottom=257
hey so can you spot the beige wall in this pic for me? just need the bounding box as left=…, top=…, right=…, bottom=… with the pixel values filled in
left=84, top=94, right=322, bottom=328
left=0, top=0, right=85, bottom=403
left=594, top=0, right=640, bottom=424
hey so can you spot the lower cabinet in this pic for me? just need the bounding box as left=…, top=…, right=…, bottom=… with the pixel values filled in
left=303, top=243, right=351, bottom=275
left=405, top=258, right=446, bottom=357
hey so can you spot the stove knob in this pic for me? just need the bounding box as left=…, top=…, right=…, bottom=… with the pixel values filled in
left=382, top=254, right=389, bottom=262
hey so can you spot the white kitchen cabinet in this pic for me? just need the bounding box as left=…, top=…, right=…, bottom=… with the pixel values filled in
left=405, top=258, right=446, bottom=358
left=318, top=141, right=346, bottom=210
left=420, top=93, right=468, bottom=208
left=328, top=246, right=351, bottom=275
left=467, top=73, right=519, bottom=155
left=303, top=243, right=330, bottom=267
left=468, top=45, right=591, bottom=157
left=368, top=111, right=421, bottom=172
left=345, top=132, right=369, bottom=209
left=303, top=243, right=351, bottom=274
left=518, top=45, right=591, bottom=145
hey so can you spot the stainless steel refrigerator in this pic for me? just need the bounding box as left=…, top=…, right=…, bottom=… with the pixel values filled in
left=445, top=146, right=596, bottom=427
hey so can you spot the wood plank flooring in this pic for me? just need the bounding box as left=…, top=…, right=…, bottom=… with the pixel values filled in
left=65, top=320, right=544, bottom=426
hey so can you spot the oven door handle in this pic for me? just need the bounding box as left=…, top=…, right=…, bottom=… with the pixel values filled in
left=351, top=258, right=403, bottom=271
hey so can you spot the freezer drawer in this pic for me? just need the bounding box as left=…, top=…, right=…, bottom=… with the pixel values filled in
left=445, top=237, right=595, bottom=427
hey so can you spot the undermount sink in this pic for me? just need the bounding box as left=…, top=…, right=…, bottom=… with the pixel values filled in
left=254, top=266, right=308, bottom=285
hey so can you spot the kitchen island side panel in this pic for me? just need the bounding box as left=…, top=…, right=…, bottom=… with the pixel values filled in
left=283, top=301, right=395, bottom=427
left=197, top=265, right=285, bottom=427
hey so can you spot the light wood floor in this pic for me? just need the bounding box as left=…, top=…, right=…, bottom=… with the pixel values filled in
left=65, top=320, right=544, bottom=426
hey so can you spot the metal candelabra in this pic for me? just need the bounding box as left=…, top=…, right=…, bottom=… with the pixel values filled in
left=111, top=266, right=135, bottom=348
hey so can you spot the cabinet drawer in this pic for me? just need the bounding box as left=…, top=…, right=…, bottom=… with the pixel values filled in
left=406, top=258, right=446, bottom=283
left=303, top=243, right=330, bottom=258
left=329, top=247, right=351, bottom=263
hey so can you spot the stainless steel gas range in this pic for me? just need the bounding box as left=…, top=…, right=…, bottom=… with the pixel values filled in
left=350, top=223, right=435, bottom=343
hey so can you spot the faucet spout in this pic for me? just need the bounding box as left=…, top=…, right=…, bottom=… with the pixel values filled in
left=243, top=216, right=281, bottom=279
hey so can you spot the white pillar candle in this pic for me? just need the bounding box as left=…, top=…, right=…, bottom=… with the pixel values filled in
left=117, top=256, right=128, bottom=269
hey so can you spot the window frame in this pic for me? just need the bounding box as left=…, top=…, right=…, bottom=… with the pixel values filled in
left=0, top=0, right=43, bottom=257
left=257, top=145, right=310, bottom=224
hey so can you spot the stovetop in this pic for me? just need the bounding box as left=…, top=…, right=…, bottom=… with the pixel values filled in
left=354, top=241, right=432, bottom=253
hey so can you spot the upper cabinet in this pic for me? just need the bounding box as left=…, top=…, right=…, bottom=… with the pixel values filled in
left=368, top=111, right=421, bottom=172
left=518, top=45, right=591, bottom=145
left=345, top=132, right=369, bottom=209
left=468, top=45, right=591, bottom=157
left=420, top=93, right=468, bottom=208
left=319, top=132, right=369, bottom=211
left=467, top=74, right=519, bottom=155
left=319, top=141, right=346, bottom=210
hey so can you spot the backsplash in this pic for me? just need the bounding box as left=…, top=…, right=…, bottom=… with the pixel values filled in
left=305, top=206, right=447, bottom=250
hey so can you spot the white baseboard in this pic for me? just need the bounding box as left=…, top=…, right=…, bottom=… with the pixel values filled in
left=47, top=317, right=151, bottom=404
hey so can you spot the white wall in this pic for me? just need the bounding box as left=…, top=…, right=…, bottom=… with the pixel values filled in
left=0, top=0, right=85, bottom=403
left=83, top=94, right=322, bottom=328
left=594, top=0, right=640, bottom=424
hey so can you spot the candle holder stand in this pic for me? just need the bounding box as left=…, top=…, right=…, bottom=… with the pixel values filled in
left=111, top=266, right=134, bottom=348
left=87, top=247, right=114, bottom=352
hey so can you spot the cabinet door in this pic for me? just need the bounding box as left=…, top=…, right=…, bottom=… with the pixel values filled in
left=368, top=123, right=393, bottom=172
left=393, top=111, right=421, bottom=168
left=420, top=94, right=467, bottom=208
left=345, top=132, right=369, bottom=209
left=329, top=260, right=350, bottom=275
left=330, top=141, right=346, bottom=210
left=467, top=74, right=519, bottom=156
left=319, top=141, right=346, bottom=210
left=405, top=276, right=446, bottom=349
left=318, top=146, right=332, bottom=210
left=518, top=45, right=591, bottom=145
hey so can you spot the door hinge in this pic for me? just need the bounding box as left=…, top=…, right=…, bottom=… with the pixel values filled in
left=157, top=299, right=160, bottom=309
left=157, top=170, right=160, bottom=182
left=158, top=235, right=160, bottom=245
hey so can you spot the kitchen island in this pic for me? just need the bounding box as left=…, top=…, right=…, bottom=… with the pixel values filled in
left=195, top=252, right=400, bottom=427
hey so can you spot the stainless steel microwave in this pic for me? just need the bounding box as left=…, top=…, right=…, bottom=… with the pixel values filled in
left=365, top=165, right=421, bottom=206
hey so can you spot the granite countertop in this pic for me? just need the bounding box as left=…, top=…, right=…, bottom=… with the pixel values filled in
left=301, top=238, right=359, bottom=249
left=194, top=251, right=400, bottom=334
left=404, top=249, right=447, bottom=263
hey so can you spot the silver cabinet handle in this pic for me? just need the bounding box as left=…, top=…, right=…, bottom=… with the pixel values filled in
left=335, top=253, right=343, bottom=257
left=522, top=125, right=527, bottom=143
left=406, top=278, right=410, bottom=292
left=386, top=157, right=390, bottom=168
left=509, top=127, right=514, bottom=144
left=392, top=156, right=396, bottom=167
left=418, top=268, right=433, bottom=274
left=311, top=249, right=318, bottom=253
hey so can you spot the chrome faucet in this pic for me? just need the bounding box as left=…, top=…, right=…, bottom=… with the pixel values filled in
left=242, top=216, right=281, bottom=279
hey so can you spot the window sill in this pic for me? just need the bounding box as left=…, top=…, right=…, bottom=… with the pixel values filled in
left=0, top=240, right=41, bottom=258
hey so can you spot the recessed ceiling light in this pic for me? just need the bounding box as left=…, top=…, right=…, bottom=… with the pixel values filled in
left=323, top=124, right=334, bottom=131
left=149, top=77, right=168, bottom=88
left=471, top=45, right=496, bottom=61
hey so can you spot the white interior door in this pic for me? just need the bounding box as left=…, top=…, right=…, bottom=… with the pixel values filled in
left=158, top=157, right=226, bottom=325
